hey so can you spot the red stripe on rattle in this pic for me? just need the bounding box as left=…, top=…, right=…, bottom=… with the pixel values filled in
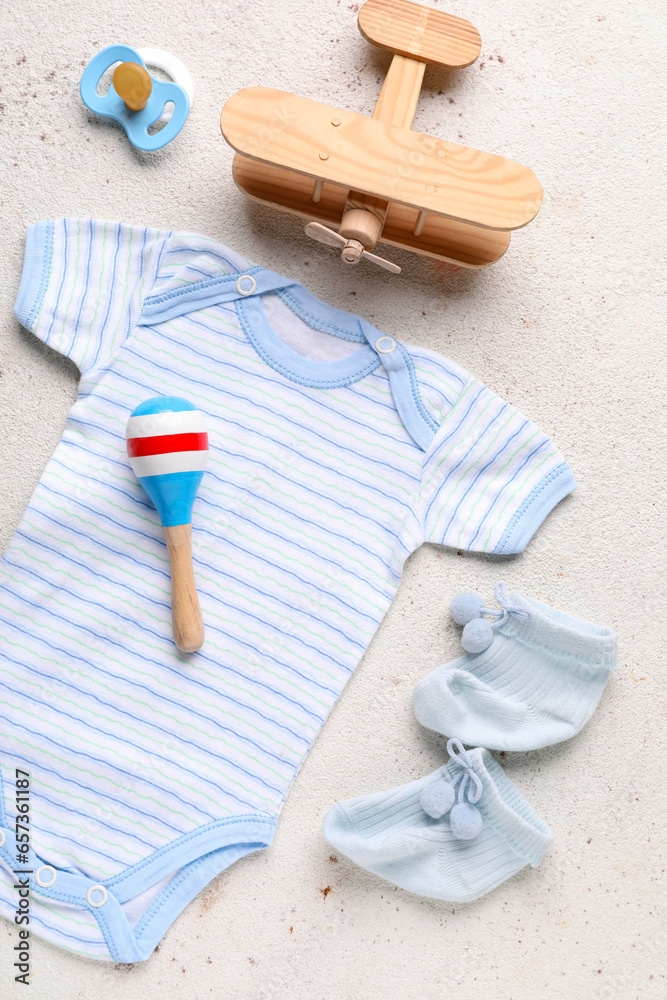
left=126, top=432, right=209, bottom=458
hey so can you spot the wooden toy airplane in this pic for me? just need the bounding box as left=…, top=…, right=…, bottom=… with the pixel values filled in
left=220, top=0, right=543, bottom=274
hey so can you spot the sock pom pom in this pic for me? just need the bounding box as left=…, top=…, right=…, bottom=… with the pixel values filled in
left=449, top=802, right=484, bottom=840
left=420, top=779, right=456, bottom=819
left=449, top=592, right=485, bottom=626
left=461, top=618, right=494, bottom=653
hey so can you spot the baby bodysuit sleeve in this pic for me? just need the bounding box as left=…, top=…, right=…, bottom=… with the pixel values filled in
left=13, top=218, right=172, bottom=378
left=418, top=374, right=576, bottom=555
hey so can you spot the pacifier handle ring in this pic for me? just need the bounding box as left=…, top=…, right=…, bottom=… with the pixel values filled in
left=106, top=49, right=194, bottom=125
left=138, top=48, right=194, bottom=119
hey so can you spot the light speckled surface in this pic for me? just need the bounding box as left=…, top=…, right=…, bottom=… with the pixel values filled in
left=1, top=0, right=665, bottom=996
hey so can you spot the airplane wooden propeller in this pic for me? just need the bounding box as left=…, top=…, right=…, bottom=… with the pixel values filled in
left=220, top=0, right=543, bottom=275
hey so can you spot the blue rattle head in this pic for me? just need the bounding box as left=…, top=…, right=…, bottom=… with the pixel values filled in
left=126, top=396, right=209, bottom=527
left=80, top=45, right=190, bottom=152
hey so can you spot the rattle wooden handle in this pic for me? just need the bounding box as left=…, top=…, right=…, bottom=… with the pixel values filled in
left=163, top=524, right=204, bottom=653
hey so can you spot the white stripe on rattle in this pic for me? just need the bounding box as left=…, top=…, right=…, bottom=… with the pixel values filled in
left=126, top=410, right=207, bottom=440
left=130, top=450, right=209, bottom=478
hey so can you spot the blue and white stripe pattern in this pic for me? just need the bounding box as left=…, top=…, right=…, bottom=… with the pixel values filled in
left=1, top=218, right=576, bottom=961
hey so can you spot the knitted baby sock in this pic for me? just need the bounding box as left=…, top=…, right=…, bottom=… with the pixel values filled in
left=413, top=584, right=617, bottom=752
left=322, top=740, right=553, bottom=903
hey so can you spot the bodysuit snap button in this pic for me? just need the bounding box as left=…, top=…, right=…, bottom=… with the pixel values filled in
left=236, top=274, right=257, bottom=296
left=86, top=884, right=108, bottom=907
left=375, top=336, right=396, bottom=354
left=0, top=830, right=5, bottom=847
left=35, top=865, right=57, bottom=888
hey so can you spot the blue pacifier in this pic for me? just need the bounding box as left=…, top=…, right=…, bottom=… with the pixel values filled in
left=80, top=44, right=192, bottom=152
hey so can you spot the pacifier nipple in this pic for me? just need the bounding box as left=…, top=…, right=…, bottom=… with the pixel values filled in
left=113, top=61, right=152, bottom=111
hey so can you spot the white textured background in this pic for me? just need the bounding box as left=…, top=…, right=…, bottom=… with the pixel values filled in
left=1, top=0, right=666, bottom=997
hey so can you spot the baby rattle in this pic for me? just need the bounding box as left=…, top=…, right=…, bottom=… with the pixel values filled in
left=80, top=44, right=192, bottom=151
left=126, top=396, right=208, bottom=652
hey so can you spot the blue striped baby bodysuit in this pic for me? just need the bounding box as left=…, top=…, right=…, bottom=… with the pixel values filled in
left=0, top=219, right=576, bottom=961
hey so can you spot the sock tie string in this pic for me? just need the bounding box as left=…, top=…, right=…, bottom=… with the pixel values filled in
left=420, top=739, right=485, bottom=837
left=480, top=582, right=532, bottom=633
left=446, top=738, right=482, bottom=805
